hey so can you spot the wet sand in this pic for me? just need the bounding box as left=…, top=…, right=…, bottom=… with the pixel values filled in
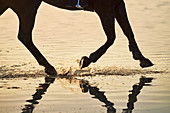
left=1, top=0, right=170, bottom=113
left=0, top=73, right=170, bottom=113
left=0, top=66, right=169, bottom=113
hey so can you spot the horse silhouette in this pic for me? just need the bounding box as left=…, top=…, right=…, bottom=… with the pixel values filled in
left=0, top=0, right=153, bottom=76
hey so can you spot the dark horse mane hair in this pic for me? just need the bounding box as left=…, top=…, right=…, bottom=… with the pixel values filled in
left=0, top=0, right=153, bottom=76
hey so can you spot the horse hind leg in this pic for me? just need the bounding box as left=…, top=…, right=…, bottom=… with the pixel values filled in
left=16, top=8, right=57, bottom=76
left=115, top=1, right=153, bottom=68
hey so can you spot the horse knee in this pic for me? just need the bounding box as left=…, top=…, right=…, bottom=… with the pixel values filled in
left=89, top=36, right=115, bottom=63
left=108, top=38, right=115, bottom=45
left=106, top=36, right=115, bottom=47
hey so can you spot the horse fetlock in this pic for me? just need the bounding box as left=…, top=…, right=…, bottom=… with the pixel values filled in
left=128, top=44, right=139, bottom=52
left=129, top=44, right=144, bottom=60
left=132, top=52, right=144, bottom=60
left=45, top=66, right=57, bottom=77
left=139, top=58, right=153, bottom=68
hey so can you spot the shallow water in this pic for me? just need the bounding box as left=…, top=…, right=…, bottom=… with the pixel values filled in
left=0, top=0, right=170, bottom=113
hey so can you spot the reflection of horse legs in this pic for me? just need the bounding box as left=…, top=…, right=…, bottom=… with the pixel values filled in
left=13, top=3, right=57, bottom=76
left=22, top=77, right=55, bottom=113
left=115, top=1, right=153, bottom=68
left=80, top=13, right=115, bottom=68
left=80, top=80, right=116, bottom=113
left=122, top=76, right=153, bottom=113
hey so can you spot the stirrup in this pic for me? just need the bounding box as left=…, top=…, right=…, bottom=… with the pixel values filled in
left=76, top=0, right=83, bottom=9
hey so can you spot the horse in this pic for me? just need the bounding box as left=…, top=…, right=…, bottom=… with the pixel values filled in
left=0, top=0, right=153, bottom=76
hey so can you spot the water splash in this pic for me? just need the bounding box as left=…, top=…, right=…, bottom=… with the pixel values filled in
left=0, top=65, right=165, bottom=79
left=0, top=65, right=46, bottom=78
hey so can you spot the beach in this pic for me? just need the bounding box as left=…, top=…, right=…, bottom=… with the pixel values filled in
left=0, top=0, right=170, bottom=113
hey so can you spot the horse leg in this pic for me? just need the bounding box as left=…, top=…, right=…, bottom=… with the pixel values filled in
left=80, top=12, right=115, bottom=68
left=16, top=8, right=57, bottom=76
left=115, top=1, right=153, bottom=68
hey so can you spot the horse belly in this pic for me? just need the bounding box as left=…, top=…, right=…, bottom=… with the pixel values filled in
left=93, top=0, right=122, bottom=12
left=43, top=0, right=67, bottom=9
left=43, top=0, right=80, bottom=10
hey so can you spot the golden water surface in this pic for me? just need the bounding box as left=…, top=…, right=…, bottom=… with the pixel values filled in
left=0, top=0, right=170, bottom=113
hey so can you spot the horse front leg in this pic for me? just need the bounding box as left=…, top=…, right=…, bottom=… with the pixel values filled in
left=80, top=13, right=115, bottom=68
left=16, top=8, right=57, bottom=76
left=115, top=1, right=153, bottom=68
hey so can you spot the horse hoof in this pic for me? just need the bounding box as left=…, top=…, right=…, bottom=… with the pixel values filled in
left=45, top=66, right=57, bottom=77
left=79, top=56, right=91, bottom=69
left=140, top=58, right=153, bottom=68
